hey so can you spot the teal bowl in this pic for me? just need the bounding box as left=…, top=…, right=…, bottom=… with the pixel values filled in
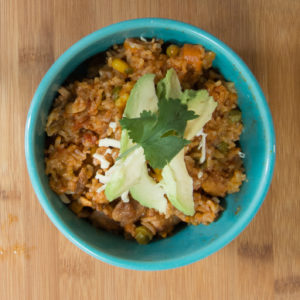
left=25, top=18, right=275, bottom=270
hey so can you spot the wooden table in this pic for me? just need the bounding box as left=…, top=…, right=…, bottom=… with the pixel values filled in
left=1, top=0, right=299, bottom=299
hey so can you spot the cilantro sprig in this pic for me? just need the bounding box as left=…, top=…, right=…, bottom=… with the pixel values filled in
left=119, top=97, right=197, bottom=169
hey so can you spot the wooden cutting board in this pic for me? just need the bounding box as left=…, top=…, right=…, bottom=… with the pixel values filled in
left=0, top=0, right=299, bottom=299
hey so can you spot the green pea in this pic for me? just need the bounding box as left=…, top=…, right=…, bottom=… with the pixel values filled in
left=228, top=109, right=242, bottom=123
left=125, top=67, right=133, bottom=74
left=112, top=86, right=121, bottom=100
left=166, top=44, right=179, bottom=57
left=216, top=141, right=229, bottom=154
left=135, top=226, right=153, bottom=245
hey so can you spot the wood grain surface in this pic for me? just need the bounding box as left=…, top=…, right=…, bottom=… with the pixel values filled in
left=0, top=0, right=299, bottom=299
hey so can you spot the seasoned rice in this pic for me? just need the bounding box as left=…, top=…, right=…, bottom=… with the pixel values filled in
left=45, top=38, right=245, bottom=242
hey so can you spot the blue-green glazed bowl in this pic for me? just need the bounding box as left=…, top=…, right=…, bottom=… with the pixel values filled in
left=25, top=18, right=275, bottom=271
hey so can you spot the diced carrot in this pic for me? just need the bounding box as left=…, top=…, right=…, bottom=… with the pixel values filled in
left=180, top=44, right=204, bottom=71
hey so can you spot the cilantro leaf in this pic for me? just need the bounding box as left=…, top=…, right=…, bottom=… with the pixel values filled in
left=141, top=135, right=190, bottom=169
left=119, top=97, right=197, bottom=169
left=156, top=95, right=196, bottom=136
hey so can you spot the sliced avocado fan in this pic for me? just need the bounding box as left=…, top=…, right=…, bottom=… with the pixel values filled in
left=105, top=74, right=167, bottom=214
left=105, top=69, right=217, bottom=216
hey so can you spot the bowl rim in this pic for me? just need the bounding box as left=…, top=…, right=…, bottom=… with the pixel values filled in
left=25, top=17, right=276, bottom=271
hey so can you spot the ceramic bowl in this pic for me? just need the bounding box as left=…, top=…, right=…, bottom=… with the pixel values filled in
left=25, top=18, right=275, bottom=270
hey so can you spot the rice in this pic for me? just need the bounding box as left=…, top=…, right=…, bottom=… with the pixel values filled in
left=45, top=38, right=246, bottom=243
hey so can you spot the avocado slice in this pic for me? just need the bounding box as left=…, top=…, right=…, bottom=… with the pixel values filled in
left=124, top=73, right=158, bottom=118
left=105, top=74, right=167, bottom=213
left=105, top=147, right=146, bottom=201
left=130, top=164, right=167, bottom=214
left=157, top=68, right=181, bottom=99
left=183, top=90, right=217, bottom=140
left=120, top=73, right=157, bottom=154
left=120, top=73, right=157, bottom=155
left=119, top=129, right=131, bottom=154
left=160, top=71, right=217, bottom=216
left=161, top=149, right=194, bottom=215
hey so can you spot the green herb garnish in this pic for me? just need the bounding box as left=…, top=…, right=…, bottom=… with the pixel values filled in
left=119, top=97, right=198, bottom=169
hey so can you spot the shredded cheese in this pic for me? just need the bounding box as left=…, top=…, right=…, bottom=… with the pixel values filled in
left=109, top=122, right=117, bottom=132
left=105, top=148, right=112, bottom=155
left=95, top=172, right=111, bottom=184
left=197, top=171, right=203, bottom=179
left=238, top=151, right=245, bottom=158
left=196, top=129, right=207, bottom=164
left=212, top=197, right=220, bottom=204
left=99, top=138, right=120, bottom=148
left=59, top=194, right=71, bottom=204
left=95, top=160, right=121, bottom=186
left=65, top=191, right=74, bottom=195
left=96, top=185, right=106, bottom=193
left=93, top=153, right=110, bottom=169
left=121, top=191, right=130, bottom=203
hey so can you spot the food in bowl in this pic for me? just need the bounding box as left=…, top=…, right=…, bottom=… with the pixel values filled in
left=45, top=38, right=246, bottom=244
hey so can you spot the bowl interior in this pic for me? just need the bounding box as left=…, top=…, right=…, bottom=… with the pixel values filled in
left=26, top=19, right=275, bottom=270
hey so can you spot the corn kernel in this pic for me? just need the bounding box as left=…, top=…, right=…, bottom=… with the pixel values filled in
left=121, top=93, right=129, bottom=102
left=111, top=58, right=131, bottom=74
left=153, top=168, right=162, bottom=182
left=115, top=93, right=129, bottom=109
left=115, top=98, right=123, bottom=108
left=124, top=81, right=135, bottom=93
